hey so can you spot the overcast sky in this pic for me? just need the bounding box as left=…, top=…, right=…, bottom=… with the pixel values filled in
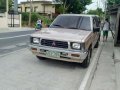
left=18, top=0, right=105, bottom=11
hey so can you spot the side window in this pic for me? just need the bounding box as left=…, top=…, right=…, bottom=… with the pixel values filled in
left=93, top=17, right=100, bottom=28
left=94, top=17, right=100, bottom=27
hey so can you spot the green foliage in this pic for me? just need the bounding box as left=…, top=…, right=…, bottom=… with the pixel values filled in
left=0, top=0, right=6, bottom=12
left=22, top=12, right=29, bottom=21
left=9, top=0, right=14, bottom=11
left=67, top=0, right=92, bottom=13
left=87, top=8, right=104, bottom=15
left=31, top=13, right=40, bottom=23
left=54, top=0, right=92, bottom=14
left=0, top=0, right=14, bottom=12
left=87, top=8, right=104, bottom=19
left=22, top=12, right=52, bottom=27
left=107, top=0, right=120, bottom=5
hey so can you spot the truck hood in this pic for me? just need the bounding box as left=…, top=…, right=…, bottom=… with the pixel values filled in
left=31, top=28, right=92, bottom=42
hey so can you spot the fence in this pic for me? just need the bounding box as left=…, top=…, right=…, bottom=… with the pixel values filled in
left=8, top=14, right=21, bottom=27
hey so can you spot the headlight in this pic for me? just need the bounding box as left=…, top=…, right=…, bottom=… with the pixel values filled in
left=33, top=38, right=40, bottom=44
left=72, top=43, right=80, bottom=49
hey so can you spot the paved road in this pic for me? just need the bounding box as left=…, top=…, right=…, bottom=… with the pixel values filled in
left=0, top=30, right=98, bottom=90
left=0, top=48, right=97, bottom=90
left=0, top=30, right=35, bottom=55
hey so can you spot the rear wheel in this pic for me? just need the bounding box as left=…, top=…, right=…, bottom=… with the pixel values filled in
left=81, top=49, right=91, bottom=68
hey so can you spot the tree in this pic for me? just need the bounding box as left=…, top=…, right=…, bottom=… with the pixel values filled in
left=87, top=8, right=104, bottom=19
left=0, top=0, right=13, bottom=12
left=107, top=0, right=120, bottom=6
left=9, top=0, right=14, bottom=11
left=54, top=0, right=92, bottom=14
left=88, top=8, right=103, bottom=15
left=67, top=0, right=92, bottom=13
left=0, top=0, right=6, bottom=12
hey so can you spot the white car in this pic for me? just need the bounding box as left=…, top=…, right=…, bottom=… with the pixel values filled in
left=29, top=14, right=100, bottom=68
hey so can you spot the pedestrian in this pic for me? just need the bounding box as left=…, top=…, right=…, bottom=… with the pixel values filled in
left=102, top=18, right=110, bottom=42
left=36, top=18, right=42, bottom=30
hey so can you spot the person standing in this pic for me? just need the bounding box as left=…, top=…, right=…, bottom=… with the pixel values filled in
left=102, top=18, right=110, bottom=42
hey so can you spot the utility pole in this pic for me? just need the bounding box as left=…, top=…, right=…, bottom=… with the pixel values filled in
left=6, top=0, right=8, bottom=13
left=28, top=0, right=32, bottom=27
left=6, top=0, right=8, bottom=27
left=97, top=0, right=99, bottom=9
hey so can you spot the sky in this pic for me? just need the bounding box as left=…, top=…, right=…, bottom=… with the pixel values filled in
left=86, top=0, right=105, bottom=11
left=18, top=0, right=105, bottom=11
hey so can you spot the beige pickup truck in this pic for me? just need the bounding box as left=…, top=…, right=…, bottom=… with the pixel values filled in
left=29, top=14, right=100, bottom=68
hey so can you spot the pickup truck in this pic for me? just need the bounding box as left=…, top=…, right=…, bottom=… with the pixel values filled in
left=29, top=14, right=100, bottom=68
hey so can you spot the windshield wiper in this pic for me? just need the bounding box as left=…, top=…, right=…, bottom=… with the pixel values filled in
left=68, top=27, right=78, bottom=29
left=53, top=24, right=64, bottom=28
left=79, top=28, right=89, bottom=31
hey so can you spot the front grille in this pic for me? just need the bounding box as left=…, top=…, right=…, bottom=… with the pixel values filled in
left=41, top=39, right=68, bottom=49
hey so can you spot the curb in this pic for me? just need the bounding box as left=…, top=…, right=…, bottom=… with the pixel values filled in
left=78, top=42, right=104, bottom=90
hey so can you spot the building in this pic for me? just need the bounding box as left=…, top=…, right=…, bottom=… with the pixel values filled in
left=18, top=0, right=56, bottom=15
left=107, top=4, right=120, bottom=46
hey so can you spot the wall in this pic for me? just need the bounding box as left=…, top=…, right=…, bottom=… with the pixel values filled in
left=19, top=2, right=55, bottom=14
left=114, top=7, right=120, bottom=46
left=110, top=15, right=117, bottom=31
left=0, top=13, right=8, bottom=28
left=44, top=4, right=55, bottom=14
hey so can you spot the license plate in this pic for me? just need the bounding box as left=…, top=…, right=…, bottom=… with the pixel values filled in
left=46, top=51, right=60, bottom=58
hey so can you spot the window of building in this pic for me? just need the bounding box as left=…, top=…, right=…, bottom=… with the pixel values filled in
left=34, top=6, right=38, bottom=12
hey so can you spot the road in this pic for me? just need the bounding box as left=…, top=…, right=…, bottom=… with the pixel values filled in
left=0, top=30, right=34, bottom=55
left=0, top=30, right=97, bottom=90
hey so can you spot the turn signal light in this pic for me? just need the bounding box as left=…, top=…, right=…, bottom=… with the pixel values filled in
left=71, top=54, right=80, bottom=57
left=31, top=48, right=37, bottom=51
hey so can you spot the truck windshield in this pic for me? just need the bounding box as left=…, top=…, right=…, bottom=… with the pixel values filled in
left=50, top=15, right=91, bottom=31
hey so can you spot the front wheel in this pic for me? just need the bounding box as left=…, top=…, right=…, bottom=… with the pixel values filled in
left=94, top=40, right=99, bottom=48
left=36, top=56, right=46, bottom=60
left=81, top=49, right=91, bottom=68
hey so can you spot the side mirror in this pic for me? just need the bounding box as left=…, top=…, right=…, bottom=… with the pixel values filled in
left=93, top=27, right=100, bottom=32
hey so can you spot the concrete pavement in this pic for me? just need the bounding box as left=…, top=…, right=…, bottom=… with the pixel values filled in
left=114, top=46, right=120, bottom=90
left=0, top=48, right=88, bottom=90
left=88, top=32, right=120, bottom=90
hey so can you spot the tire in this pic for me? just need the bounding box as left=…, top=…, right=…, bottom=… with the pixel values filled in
left=36, top=56, right=46, bottom=60
left=81, top=49, right=91, bottom=68
left=94, top=40, right=99, bottom=48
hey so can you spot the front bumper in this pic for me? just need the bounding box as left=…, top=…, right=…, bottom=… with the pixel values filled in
left=29, top=45, right=88, bottom=63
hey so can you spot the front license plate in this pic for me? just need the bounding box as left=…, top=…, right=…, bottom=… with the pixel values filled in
left=46, top=51, right=60, bottom=58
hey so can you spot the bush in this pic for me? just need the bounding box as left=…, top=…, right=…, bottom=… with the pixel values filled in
left=22, top=12, right=52, bottom=27
left=31, top=13, right=39, bottom=23
left=22, top=12, right=29, bottom=21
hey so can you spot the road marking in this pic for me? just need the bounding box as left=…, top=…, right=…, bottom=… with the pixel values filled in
left=0, top=48, right=28, bottom=57
left=0, top=34, right=30, bottom=40
left=0, top=42, right=28, bottom=50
